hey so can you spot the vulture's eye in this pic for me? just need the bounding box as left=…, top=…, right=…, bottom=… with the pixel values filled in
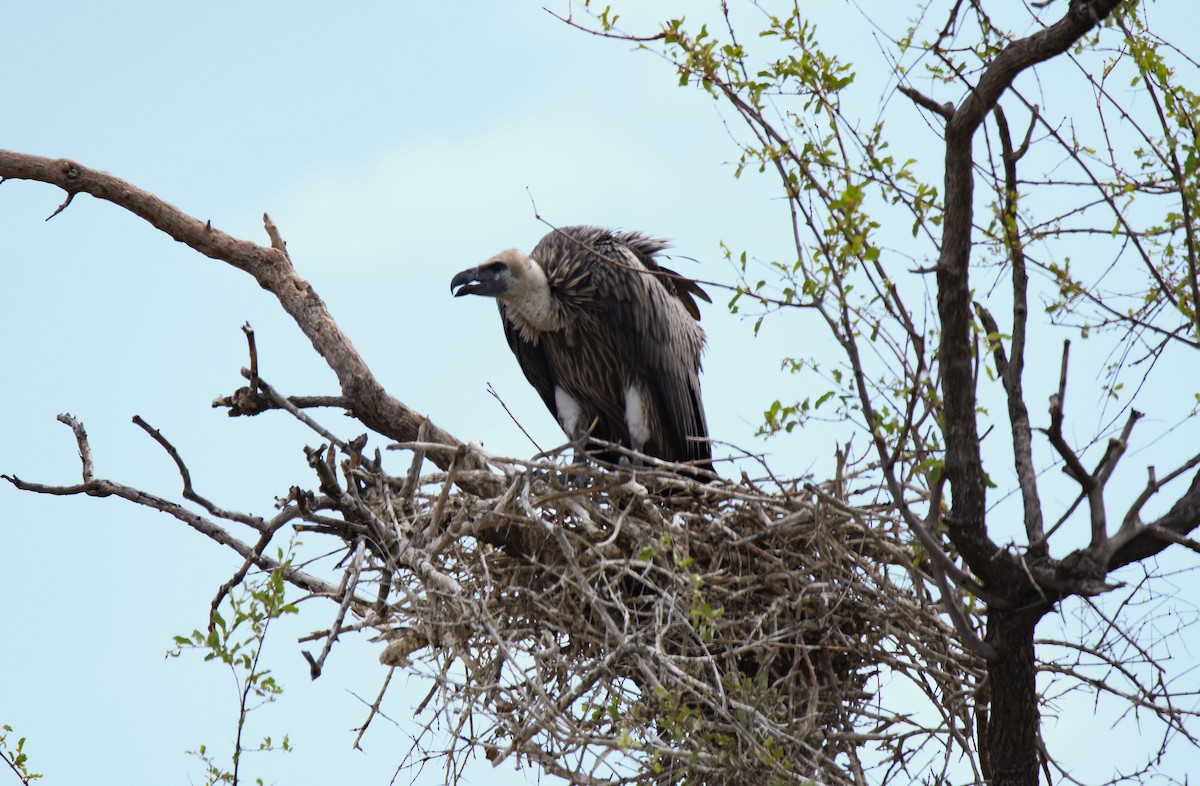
left=485, top=262, right=507, bottom=274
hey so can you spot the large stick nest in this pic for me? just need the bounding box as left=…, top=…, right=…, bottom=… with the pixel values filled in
left=318, top=440, right=984, bottom=786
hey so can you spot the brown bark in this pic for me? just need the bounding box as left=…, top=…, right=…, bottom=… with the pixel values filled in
left=937, top=0, right=1124, bottom=586
left=1108, top=470, right=1200, bottom=570
left=930, top=3, right=1124, bottom=784
left=984, top=608, right=1043, bottom=786
left=0, top=150, right=476, bottom=476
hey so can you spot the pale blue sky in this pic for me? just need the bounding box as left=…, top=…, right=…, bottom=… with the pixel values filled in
left=2, top=2, right=1198, bottom=784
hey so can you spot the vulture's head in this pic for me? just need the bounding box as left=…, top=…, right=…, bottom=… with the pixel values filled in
left=451, top=249, right=534, bottom=299
left=451, top=249, right=555, bottom=326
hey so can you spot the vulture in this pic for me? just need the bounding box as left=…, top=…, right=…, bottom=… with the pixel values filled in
left=450, top=225, right=712, bottom=473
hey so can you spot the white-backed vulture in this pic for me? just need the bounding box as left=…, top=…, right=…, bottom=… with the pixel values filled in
left=450, top=225, right=712, bottom=473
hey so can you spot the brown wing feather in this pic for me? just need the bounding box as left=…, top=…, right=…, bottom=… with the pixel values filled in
left=530, top=226, right=711, bottom=466
left=499, top=302, right=558, bottom=417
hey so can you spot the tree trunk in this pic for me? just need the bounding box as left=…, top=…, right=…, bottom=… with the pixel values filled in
left=985, top=607, right=1045, bottom=786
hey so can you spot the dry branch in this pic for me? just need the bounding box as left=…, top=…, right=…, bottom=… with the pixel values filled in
left=4, top=406, right=982, bottom=785
left=297, top=452, right=986, bottom=785
left=0, top=149, right=474, bottom=477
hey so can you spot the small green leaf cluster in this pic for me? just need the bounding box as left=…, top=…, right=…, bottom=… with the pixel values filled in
left=646, top=671, right=800, bottom=785
left=172, top=564, right=297, bottom=688
left=636, top=529, right=724, bottom=647
left=0, top=725, right=42, bottom=784
left=170, top=545, right=299, bottom=786
left=657, top=9, right=946, bottom=454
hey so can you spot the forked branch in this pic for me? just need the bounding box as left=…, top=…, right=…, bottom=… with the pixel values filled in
left=2, top=415, right=340, bottom=600
left=0, top=149, right=474, bottom=476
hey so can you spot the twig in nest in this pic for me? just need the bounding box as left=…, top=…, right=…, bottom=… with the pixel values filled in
left=488, top=382, right=543, bottom=453
left=353, top=666, right=397, bottom=750
left=304, top=538, right=367, bottom=679
left=251, top=371, right=351, bottom=454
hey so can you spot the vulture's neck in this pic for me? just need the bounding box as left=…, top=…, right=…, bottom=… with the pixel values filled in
left=505, top=256, right=563, bottom=331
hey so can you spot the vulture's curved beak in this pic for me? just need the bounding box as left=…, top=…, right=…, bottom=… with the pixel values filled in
left=450, top=266, right=506, bottom=298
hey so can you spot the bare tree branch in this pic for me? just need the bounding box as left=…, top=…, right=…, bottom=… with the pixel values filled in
left=2, top=417, right=341, bottom=601
left=0, top=149, right=480, bottom=478
left=936, top=0, right=1125, bottom=585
